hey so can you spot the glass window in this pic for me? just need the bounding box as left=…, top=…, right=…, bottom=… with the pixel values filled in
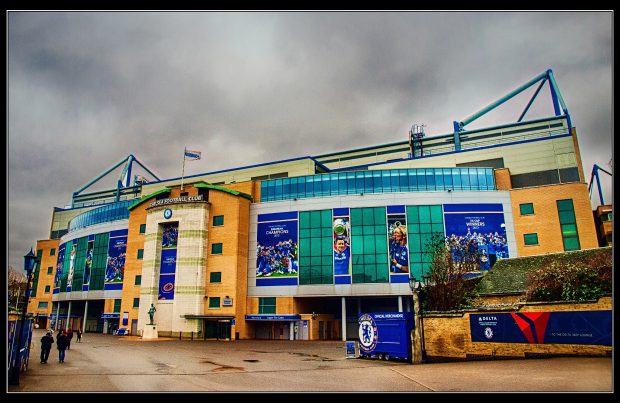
left=210, top=272, right=222, bottom=283
left=50, top=248, right=56, bottom=256
left=213, top=215, right=224, bottom=226
left=137, top=249, right=144, bottom=259
left=211, top=243, right=223, bottom=254
left=519, top=203, right=534, bottom=215
left=524, top=233, right=539, bottom=245
left=38, top=301, right=48, bottom=309
left=47, top=267, right=53, bottom=275
left=556, top=199, right=580, bottom=251
left=135, top=275, right=141, bottom=285
left=259, top=297, right=276, bottom=314
left=139, top=223, right=147, bottom=234
left=209, top=297, right=220, bottom=309
left=44, top=285, right=51, bottom=293
left=113, top=299, right=122, bottom=313
left=133, top=298, right=140, bottom=308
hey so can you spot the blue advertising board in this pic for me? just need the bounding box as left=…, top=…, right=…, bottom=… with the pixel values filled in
left=443, top=203, right=509, bottom=270
left=470, top=311, right=612, bottom=345
left=256, top=217, right=298, bottom=283
left=158, top=222, right=178, bottom=300
left=105, top=236, right=127, bottom=287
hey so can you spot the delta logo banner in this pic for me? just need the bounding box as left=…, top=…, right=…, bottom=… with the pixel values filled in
left=470, top=311, right=611, bottom=346
left=256, top=220, right=298, bottom=278
left=159, top=222, right=178, bottom=300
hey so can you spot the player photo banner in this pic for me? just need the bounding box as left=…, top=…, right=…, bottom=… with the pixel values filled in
left=54, top=244, right=66, bottom=291
left=333, top=214, right=351, bottom=276
left=158, top=222, right=178, bottom=300
left=443, top=204, right=509, bottom=270
left=105, top=237, right=127, bottom=284
left=387, top=210, right=409, bottom=274
left=83, top=240, right=94, bottom=287
left=470, top=311, right=611, bottom=346
left=256, top=220, right=298, bottom=279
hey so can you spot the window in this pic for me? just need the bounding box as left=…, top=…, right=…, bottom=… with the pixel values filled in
left=524, top=233, right=539, bottom=246
left=47, top=266, right=53, bottom=275
left=213, top=215, right=224, bottom=226
left=38, top=302, right=48, bottom=309
left=44, top=285, right=51, bottom=293
left=350, top=207, right=389, bottom=284
left=210, top=272, right=222, bottom=283
left=139, top=224, right=147, bottom=234
left=299, top=210, right=333, bottom=285
left=259, top=297, right=276, bottom=314
left=133, top=298, right=140, bottom=308
left=557, top=199, right=580, bottom=251
left=50, top=248, right=56, bottom=256
left=135, top=275, right=141, bottom=285
left=209, top=297, right=220, bottom=309
left=407, top=205, right=444, bottom=281
left=180, top=192, right=189, bottom=197
left=601, top=212, right=613, bottom=222
left=137, top=249, right=144, bottom=259
left=113, top=299, right=122, bottom=313
left=519, top=203, right=534, bottom=215
left=211, top=243, right=223, bottom=254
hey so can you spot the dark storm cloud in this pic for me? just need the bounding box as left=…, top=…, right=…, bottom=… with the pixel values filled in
left=8, top=11, right=612, bottom=271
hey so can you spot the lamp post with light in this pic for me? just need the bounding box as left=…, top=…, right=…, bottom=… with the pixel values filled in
left=409, top=274, right=428, bottom=364
left=9, top=249, right=39, bottom=385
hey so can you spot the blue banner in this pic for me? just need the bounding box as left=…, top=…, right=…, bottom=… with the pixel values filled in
left=105, top=236, right=127, bottom=284
left=66, top=243, right=77, bottom=290
left=470, top=311, right=611, bottom=346
left=256, top=219, right=298, bottom=281
left=158, top=223, right=178, bottom=300
left=54, top=244, right=65, bottom=290
left=444, top=204, right=509, bottom=269
left=387, top=211, right=409, bottom=275
left=333, top=214, right=351, bottom=276
left=83, top=240, right=94, bottom=287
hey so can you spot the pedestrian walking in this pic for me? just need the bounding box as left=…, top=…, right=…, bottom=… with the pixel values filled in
left=56, top=330, right=69, bottom=363
left=67, top=328, right=74, bottom=349
left=40, top=331, right=54, bottom=364
left=76, top=328, right=82, bottom=343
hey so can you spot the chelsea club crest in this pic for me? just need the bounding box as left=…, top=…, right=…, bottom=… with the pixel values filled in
left=358, top=314, right=378, bottom=352
left=163, top=208, right=173, bottom=219
left=484, top=327, right=494, bottom=340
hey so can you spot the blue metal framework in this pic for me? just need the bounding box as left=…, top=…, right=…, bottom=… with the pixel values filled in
left=452, top=69, right=570, bottom=151
left=72, top=154, right=160, bottom=207
left=588, top=164, right=612, bottom=205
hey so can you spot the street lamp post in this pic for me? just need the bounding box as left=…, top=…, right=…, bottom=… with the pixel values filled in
left=409, top=275, right=427, bottom=364
left=9, top=249, right=38, bottom=386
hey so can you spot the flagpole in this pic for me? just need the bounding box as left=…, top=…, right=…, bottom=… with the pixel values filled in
left=181, top=147, right=186, bottom=191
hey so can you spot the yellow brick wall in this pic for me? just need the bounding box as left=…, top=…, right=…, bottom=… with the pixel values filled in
left=510, top=182, right=599, bottom=256
left=119, top=195, right=149, bottom=333
left=28, top=239, right=61, bottom=327
left=494, top=168, right=512, bottom=190
left=424, top=297, right=612, bottom=360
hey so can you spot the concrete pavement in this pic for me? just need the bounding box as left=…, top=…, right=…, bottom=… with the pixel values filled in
left=7, top=328, right=613, bottom=392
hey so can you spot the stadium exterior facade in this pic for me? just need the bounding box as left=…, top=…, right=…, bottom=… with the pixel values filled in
left=26, top=74, right=601, bottom=341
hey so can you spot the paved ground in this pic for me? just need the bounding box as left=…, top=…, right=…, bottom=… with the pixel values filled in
left=7, top=329, right=613, bottom=393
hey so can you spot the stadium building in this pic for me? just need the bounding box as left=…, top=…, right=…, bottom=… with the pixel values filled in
left=27, top=70, right=601, bottom=340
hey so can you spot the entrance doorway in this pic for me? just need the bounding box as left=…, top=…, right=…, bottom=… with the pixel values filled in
left=204, top=320, right=231, bottom=340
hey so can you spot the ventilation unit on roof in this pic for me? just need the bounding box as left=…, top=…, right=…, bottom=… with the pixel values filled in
left=409, top=124, right=426, bottom=158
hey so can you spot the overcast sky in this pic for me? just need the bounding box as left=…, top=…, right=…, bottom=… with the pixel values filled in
left=7, top=11, right=613, bottom=272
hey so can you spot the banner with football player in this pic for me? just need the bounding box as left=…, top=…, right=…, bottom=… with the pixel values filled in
left=387, top=211, right=409, bottom=275
left=256, top=220, right=299, bottom=278
left=333, top=214, right=352, bottom=276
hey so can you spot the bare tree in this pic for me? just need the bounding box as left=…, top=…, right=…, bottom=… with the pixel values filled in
left=422, top=234, right=480, bottom=311
left=8, top=266, right=27, bottom=313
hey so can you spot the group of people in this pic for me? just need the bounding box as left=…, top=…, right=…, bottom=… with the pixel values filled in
left=256, top=240, right=298, bottom=277
left=445, top=229, right=509, bottom=270
left=105, top=252, right=126, bottom=283
left=40, top=328, right=82, bottom=364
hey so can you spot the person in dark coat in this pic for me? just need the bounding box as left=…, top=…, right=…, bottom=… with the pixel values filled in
left=56, top=330, right=69, bottom=363
left=76, top=328, right=82, bottom=342
left=40, top=331, right=54, bottom=364
left=66, top=328, right=74, bottom=350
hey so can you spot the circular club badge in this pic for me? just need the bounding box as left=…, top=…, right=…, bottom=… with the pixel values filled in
left=484, top=327, right=494, bottom=340
left=162, top=282, right=174, bottom=293
left=163, top=208, right=173, bottom=219
left=358, top=314, right=378, bottom=352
